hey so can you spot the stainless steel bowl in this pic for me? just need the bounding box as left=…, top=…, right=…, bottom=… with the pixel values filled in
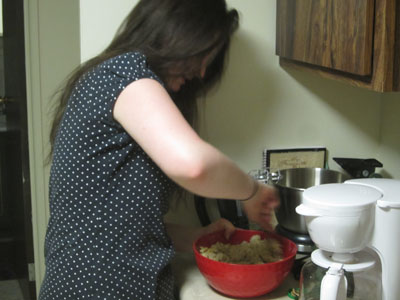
left=273, top=168, right=351, bottom=234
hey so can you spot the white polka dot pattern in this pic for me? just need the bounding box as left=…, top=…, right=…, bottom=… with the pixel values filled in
left=39, top=52, right=177, bottom=300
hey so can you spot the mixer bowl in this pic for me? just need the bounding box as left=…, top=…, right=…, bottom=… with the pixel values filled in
left=274, top=168, right=351, bottom=234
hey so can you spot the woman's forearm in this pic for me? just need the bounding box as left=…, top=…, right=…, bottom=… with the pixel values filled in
left=171, top=142, right=256, bottom=201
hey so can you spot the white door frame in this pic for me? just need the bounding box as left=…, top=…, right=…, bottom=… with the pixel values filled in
left=23, top=0, right=80, bottom=293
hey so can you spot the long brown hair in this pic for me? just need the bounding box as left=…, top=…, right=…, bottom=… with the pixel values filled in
left=49, top=0, right=239, bottom=156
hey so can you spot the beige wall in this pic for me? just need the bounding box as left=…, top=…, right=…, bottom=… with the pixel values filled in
left=379, top=93, right=400, bottom=178
left=79, top=0, right=138, bottom=62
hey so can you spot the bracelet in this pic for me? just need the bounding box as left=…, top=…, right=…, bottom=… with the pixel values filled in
left=241, top=180, right=259, bottom=201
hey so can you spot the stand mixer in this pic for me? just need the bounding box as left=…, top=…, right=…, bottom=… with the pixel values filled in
left=296, top=178, right=400, bottom=300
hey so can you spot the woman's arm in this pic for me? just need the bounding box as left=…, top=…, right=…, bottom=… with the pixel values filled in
left=114, top=78, right=255, bottom=200
left=113, top=78, right=279, bottom=229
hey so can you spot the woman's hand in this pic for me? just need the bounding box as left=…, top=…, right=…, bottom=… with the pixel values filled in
left=199, top=218, right=236, bottom=240
left=241, top=183, right=280, bottom=231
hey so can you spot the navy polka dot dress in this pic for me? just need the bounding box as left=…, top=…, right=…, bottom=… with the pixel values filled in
left=39, top=52, right=177, bottom=300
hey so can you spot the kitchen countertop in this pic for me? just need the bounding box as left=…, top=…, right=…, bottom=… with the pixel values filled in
left=172, top=253, right=299, bottom=300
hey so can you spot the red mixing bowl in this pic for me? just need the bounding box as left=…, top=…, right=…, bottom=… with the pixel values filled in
left=193, top=228, right=297, bottom=298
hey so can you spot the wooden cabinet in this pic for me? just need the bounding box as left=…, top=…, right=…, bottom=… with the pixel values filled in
left=276, top=0, right=400, bottom=92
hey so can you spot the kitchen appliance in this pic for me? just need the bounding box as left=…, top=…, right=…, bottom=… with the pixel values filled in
left=333, top=157, right=383, bottom=178
left=194, top=147, right=328, bottom=230
left=273, top=167, right=351, bottom=280
left=264, top=147, right=327, bottom=251
left=299, top=250, right=381, bottom=300
left=296, top=178, right=400, bottom=300
left=194, top=147, right=326, bottom=225
left=273, top=168, right=350, bottom=253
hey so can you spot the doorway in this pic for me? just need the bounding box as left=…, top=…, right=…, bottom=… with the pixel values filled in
left=0, top=0, right=36, bottom=299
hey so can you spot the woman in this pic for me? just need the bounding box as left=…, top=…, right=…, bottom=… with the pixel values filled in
left=39, top=0, right=279, bottom=299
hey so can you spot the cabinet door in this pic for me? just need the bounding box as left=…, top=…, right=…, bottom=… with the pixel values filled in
left=276, top=0, right=375, bottom=76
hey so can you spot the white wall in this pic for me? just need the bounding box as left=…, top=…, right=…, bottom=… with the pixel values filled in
left=80, top=0, right=139, bottom=62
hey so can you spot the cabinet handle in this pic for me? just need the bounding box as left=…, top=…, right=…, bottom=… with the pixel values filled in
left=0, top=97, right=14, bottom=103
left=0, top=97, right=14, bottom=114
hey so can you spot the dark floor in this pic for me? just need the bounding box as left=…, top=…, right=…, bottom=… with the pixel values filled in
left=0, top=243, right=23, bottom=299
left=0, top=280, right=24, bottom=300
left=0, top=261, right=17, bottom=281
